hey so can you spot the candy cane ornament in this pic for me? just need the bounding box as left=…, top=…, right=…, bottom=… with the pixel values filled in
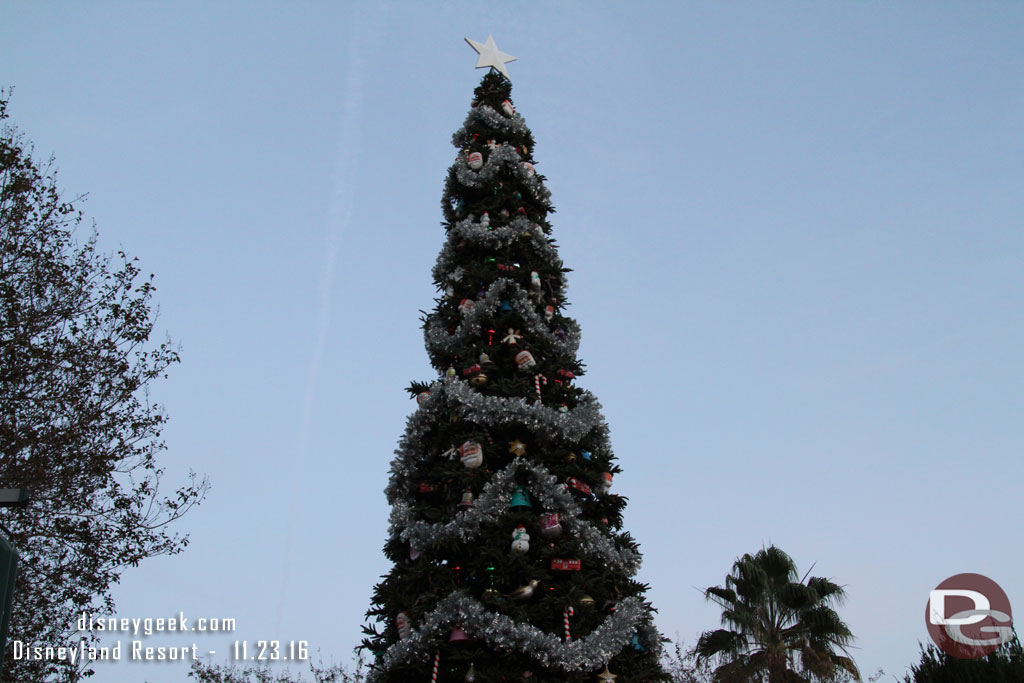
left=564, top=606, right=574, bottom=641
left=431, top=651, right=440, bottom=682
left=534, top=374, right=547, bottom=403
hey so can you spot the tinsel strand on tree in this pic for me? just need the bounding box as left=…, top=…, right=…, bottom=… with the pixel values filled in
left=361, top=69, right=669, bottom=683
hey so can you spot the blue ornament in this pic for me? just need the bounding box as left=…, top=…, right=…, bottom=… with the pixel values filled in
left=509, top=486, right=532, bottom=510
left=581, top=450, right=592, bottom=461
left=500, top=300, right=513, bottom=312
left=630, top=633, right=646, bottom=651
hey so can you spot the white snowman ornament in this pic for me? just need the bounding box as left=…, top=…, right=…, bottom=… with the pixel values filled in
left=511, top=525, right=530, bottom=553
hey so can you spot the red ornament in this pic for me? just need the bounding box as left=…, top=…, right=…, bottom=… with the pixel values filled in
left=462, top=364, right=482, bottom=376
left=550, top=558, right=581, bottom=571
left=566, top=478, right=591, bottom=495
left=539, top=513, right=562, bottom=538
left=557, top=369, right=575, bottom=380
left=418, top=482, right=438, bottom=494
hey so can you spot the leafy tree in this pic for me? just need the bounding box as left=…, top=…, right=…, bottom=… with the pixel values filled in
left=0, top=91, right=207, bottom=681
left=695, top=546, right=860, bottom=683
left=901, top=634, right=1024, bottom=682
left=661, top=637, right=716, bottom=683
left=189, top=651, right=368, bottom=683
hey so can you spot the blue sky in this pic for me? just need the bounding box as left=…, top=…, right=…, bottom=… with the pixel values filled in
left=3, top=2, right=1023, bottom=681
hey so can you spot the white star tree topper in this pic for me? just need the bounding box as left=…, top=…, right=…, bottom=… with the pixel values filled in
left=464, top=34, right=517, bottom=79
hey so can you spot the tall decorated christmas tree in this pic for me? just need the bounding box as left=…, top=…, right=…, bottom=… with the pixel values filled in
left=362, top=37, right=668, bottom=683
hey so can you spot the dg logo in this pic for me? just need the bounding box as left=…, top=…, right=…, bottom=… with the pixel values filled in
left=926, top=573, right=1014, bottom=659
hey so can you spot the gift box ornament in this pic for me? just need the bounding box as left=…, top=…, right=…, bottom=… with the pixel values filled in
left=539, top=512, right=562, bottom=538
left=550, top=558, right=581, bottom=571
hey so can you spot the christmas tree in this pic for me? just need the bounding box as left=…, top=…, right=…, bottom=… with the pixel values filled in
left=362, top=38, right=668, bottom=683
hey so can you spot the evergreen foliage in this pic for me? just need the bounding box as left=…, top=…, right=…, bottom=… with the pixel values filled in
left=901, top=635, right=1024, bottom=683
left=360, top=71, right=668, bottom=682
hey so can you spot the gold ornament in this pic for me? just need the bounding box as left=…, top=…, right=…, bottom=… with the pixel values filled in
left=509, top=440, right=527, bottom=457
left=596, top=665, right=617, bottom=682
left=567, top=452, right=577, bottom=462
left=580, top=595, right=595, bottom=607
left=469, top=372, right=488, bottom=387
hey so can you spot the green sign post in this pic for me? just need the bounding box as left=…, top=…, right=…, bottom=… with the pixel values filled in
left=0, top=489, right=29, bottom=666
left=0, top=535, right=15, bottom=658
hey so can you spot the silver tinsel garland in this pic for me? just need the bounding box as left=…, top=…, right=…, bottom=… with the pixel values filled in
left=431, top=215, right=566, bottom=287
left=388, top=457, right=640, bottom=574
left=385, top=378, right=610, bottom=499
left=451, top=143, right=551, bottom=208
left=423, top=278, right=581, bottom=357
left=369, top=591, right=647, bottom=681
left=451, top=104, right=531, bottom=150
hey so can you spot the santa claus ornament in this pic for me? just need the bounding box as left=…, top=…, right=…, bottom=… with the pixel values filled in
left=460, top=441, right=483, bottom=469
left=515, top=350, right=536, bottom=370
left=467, top=151, right=483, bottom=170
left=396, top=612, right=411, bottom=640
left=459, top=298, right=474, bottom=316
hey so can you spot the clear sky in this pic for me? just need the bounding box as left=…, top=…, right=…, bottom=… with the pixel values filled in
left=3, top=2, right=1023, bottom=681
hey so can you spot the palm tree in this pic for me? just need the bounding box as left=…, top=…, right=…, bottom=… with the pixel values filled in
left=695, top=546, right=860, bottom=683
